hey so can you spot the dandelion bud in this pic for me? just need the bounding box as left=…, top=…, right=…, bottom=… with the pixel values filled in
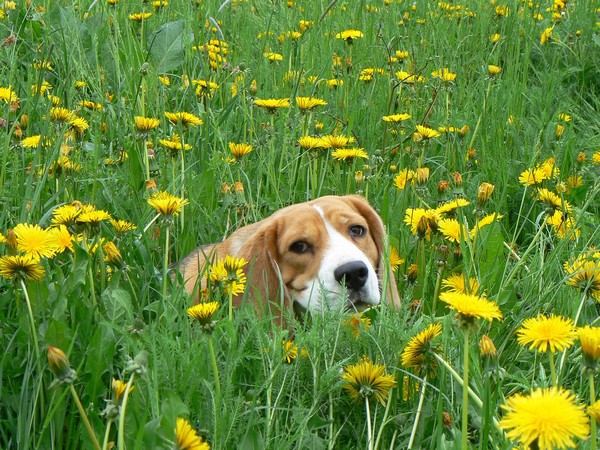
left=479, top=334, right=498, bottom=358
left=458, top=125, right=470, bottom=137
left=437, top=180, right=449, bottom=194
left=233, top=181, right=244, bottom=193
left=415, top=167, right=429, bottom=185
left=389, top=165, right=397, bottom=173
left=112, top=378, right=134, bottom=404
left=20, top=114, right=29, bottom=128
left=139, top=62, right=150, bottom=76
left=477, top=182, right=495, bottom=204
left=442, top=411, right=453, bottom=429
left=5, top=229, right=17, bottom=254
left=249, top=79, right=258, bottom=95
left=406, top=263, right=418, bottom=284
left=13, top=124, right=23, bottom=139
left=104, top=241, right=125, bottom=269
left=577, top=153, right=586, bottom=164
left=145, top=179, right=157, bottom=191
left=354, top=170, right=364, bottom=184
left=452, top=171, right=463, bottom=186
left=47, top=346, right=77, bottom=386
left=125, top=350, right=148, bottom=376
left=555, top=124, right=565, bottom=139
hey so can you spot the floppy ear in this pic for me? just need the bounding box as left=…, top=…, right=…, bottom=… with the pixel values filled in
left=234, top=220, right=293, bottom=328
left=342, top=195, right=401, bottom=309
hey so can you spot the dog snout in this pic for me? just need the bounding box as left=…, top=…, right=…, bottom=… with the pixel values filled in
left=334, top=261, right=369, bottom=291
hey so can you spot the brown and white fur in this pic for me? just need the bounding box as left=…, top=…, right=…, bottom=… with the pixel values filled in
left=176, top=195, right=400, bottom=325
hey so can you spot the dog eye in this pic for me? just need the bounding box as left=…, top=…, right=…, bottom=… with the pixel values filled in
left=289, top=241, right=310, bottom=254
left=349, top=225, right=366, bottom=237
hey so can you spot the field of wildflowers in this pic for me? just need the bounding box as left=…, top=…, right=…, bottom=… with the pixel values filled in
left=1, top=0, right=599, bottom=448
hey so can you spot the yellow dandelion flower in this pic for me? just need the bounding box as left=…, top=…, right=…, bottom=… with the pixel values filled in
left=21, top=135, right=50, bottom=148
left=165, top=111, right=203, bottom=127
left=51, top=225, right=75, bottom=253
left=0, top=86, right=18, bottom=103
left=320, top=134, right=356, bottom=149
left=488, top=64, right=502, bottom=76
left=393, top=168, right=415, bottom=190
left=253, top=98, right=290, bottom=112
left=438, top=218, right=468, bottom=243
left=110, top=218, right=137, bottom=234
left=331, top=148, right=368, bottom=161
left=382, top=113, right=411, bottom=123
left=431, top=68, right=457, bottom=83
left=578, top=326, right=600, bottom=363
left=389, top=247, right=404, bottom=272
left=264, top=51, right=283, bottom=62
left=516, top=315, right=576, bottom=353
left=499, top=387, right=589, bottom=449
left=228, top=142, right=253, bottom=158
left=174, top=417, right=210, bottom=450
left=404, top=208, right=439, bottom=238
left=547, top=210, right=580, bottom=240
left=13, top=223, right=60, bottom=260
left=134, top=116, right=160, bottom=133
left=69, top=116, right=90, bottom=135
left=335, top=29, right=364, bottom=43
left=401, top=323, right=442, bottom=374
left=537, top=188, right=572, bottom=213
left=77, top=209, right=112, bottom=225
left=49, top=107, right=73, bottom=123
left=129, top=12, right=153, bottom=21
left=442, top=273, right=479, bottom=294
left=541, top=27, right=553, bottom=44
left=295, top=96, right=327, bottom=111
left=590, top=398, right=600, bottom=425
left=79, top=100, right=103, bottom=111
left=148, top=191, right=189, bottom=217
left=159, top=134, right=192, bottom=154
left=0, top=255, right=45, bottom=282
left=187, top=301, right=220, bottom=326
left=395, top=71, right=425, bottom=84
left=282, top=340, right=298, bottom=364
left=52, top=204, right=83, bottom=226
left=344, top=313, right=372, bottom=338
left=564, top=256, right=600, bottom=301
left=439, top=292, right=503, bottom=322
left=414, top=124, right=441, bottom=140
left=112, top=378, right=134, bottom=403
left=298, top=136, right=328, bottom=150
left=435, top=198, right=470, bottom=216
left=341, top=357, right=396, bottom=405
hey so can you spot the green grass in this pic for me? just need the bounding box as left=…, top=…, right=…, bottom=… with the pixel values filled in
left=1, top=0, right=599, bottom=448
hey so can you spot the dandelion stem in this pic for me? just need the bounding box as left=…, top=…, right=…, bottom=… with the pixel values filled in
left=102, top=420, right=113, bottom=450
left=591, top=372, right=597, bottom=450
left=208, top=336, right=222, bottom=401
left=20, top=279, right=41, bottom=365
left=117, top=373, right=135, bottom=450
left=432, top=353, right=502, bottom=433
left=431, top=268, right=444, bottom=315
left=365, top=396, right=374, bottom=450
left=461, top=329, right=470, bottom=450
left=549, top=351, right=557, bottom=386
left=228, top=290, right=234, bottom=322
left=407, top=375, right=427, bottom=449
left=70, top=384, right=102, bottom=450
left=161, top=222, right=171, bottom=309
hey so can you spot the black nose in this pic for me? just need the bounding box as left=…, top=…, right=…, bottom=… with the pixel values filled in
left=334, top=261, right=369, bottom=291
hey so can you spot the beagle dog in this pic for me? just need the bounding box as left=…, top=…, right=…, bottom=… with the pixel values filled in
left=176, top=195, right=400, bottom=324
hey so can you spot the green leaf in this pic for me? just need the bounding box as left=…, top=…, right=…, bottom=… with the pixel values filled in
left=102, top=287, right=133, bottom=324
left=148, top=20, right=192, bottom=73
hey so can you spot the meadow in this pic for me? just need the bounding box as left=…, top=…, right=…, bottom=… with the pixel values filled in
left=0, top=0, right=599, bottom=448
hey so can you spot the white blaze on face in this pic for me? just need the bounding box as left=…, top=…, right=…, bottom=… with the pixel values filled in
left=293, top=206, right=381, bottom=312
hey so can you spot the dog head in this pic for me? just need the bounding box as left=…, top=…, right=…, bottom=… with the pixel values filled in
left=233, top=195, right=399, bottom=323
